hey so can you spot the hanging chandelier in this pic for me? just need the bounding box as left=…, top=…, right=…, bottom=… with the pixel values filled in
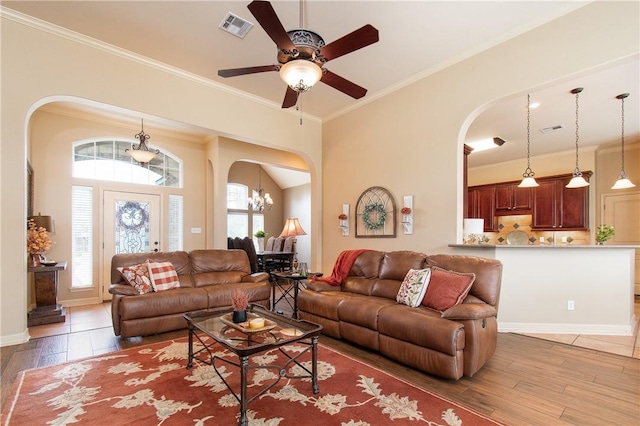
left=126, top=119, right=159, bottom=164
left=518, top=94, right=539, bottom=188
left=566, top=87, right=590, bottom=188
left=248, top=168, right=273, bottom=212
left=611, top=93, right=635, bottom=189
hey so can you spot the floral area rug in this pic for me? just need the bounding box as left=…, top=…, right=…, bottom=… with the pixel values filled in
left=2, top=337, right=501, bottom=425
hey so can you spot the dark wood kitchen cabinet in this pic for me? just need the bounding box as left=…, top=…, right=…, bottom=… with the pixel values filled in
left=495, top=183, right=532, bottom=215
left=467, top=186, right=497, bottom=231
left=531, top=173, right=591, bottom=230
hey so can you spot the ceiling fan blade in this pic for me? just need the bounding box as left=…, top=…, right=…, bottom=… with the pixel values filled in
left=282, top=86, right=298, bottom=108
left=321, top=70, right=367, bottom=99
left=218, top=65, right=277, bottom=78
left=320, top=24, right=379, bottom=62
left=248, top=1, right=296, bottom=52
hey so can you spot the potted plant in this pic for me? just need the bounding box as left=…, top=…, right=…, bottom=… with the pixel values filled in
left=254, top=230, right=267, bottom=251
left=595, top=224, right=615, bottom=245
left=231, top=289, right=250, bottom=323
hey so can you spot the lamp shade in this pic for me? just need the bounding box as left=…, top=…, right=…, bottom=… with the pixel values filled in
left=611, top=177, right=636, bottom=189
left=29, top=214, right=54, bottom=232
left=463, top=219, right=484, bottom=235
left=518, top=176, right=539, bottom=188
left=279, top=60, right=322, bottom=89
left=566, top=175, right=589, bottom=188
left=128, top=149, right=157, bottom=163
left=279, top=217, right=307, bottom=237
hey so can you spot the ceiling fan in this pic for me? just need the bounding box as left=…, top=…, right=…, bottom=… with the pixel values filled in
left=218, top=0, right=379, bottom=109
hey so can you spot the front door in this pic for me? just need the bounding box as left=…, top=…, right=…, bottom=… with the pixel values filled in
left=102, top=191, right=161, bottom=300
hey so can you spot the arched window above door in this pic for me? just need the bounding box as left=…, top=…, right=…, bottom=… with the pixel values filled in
left=73, top=140, right=182, bottom=187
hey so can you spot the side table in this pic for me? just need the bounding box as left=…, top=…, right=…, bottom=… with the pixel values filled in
left=270, top=272, right=322, bottom=319
left=27, top=261, right=67, bottom=326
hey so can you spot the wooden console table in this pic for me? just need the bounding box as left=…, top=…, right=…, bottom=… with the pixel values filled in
left=28, top=261, right=67, bottom=326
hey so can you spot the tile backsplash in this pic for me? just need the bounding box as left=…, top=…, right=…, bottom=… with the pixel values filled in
left=483, top=215, right=589, bottom=245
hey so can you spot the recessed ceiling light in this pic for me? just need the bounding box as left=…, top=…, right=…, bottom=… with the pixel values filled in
left=467, top=137, right=506, bottom=153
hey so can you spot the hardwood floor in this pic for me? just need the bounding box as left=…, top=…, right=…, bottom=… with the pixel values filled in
left=2, top=299, right=639, bottom=424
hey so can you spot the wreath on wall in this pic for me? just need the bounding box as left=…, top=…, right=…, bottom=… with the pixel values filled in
left=362, top=203, right=387, bottom=230
left=355, top=186, right=396, bottom=238
left=116, top=201, right=148, bottom=232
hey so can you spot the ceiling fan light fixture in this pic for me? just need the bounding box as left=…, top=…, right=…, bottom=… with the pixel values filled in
left=279, top=59, right=322, bottom=93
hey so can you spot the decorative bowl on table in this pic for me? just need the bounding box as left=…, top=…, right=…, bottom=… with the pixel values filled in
left=40, top=260, right=58, bottom=266
left=220, top=312, right=277, bottom=334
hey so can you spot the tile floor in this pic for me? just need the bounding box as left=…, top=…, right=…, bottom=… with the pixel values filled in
left=28, top=300, right=640, bottom=359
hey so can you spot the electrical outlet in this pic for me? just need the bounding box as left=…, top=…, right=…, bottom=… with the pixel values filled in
left=567, top=300, right=575, bottom=311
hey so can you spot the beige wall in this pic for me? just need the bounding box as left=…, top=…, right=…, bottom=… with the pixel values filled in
left=1, top=13, right=321, bottom=345
left=2, top=1, right=639, bottom=345
left=321, top=1, right=639, bottom=271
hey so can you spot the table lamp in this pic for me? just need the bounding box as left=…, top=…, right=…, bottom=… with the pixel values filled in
left=279, top=217, right=307, bottom=271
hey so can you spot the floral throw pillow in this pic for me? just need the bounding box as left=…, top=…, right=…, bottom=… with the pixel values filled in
left=117, top=263, right=153, bottom=295
left=421, top=267, right=475, bottom=311
left=396, top=268, right=432, bottom=307
left=147, top=260, right=181, bottom=292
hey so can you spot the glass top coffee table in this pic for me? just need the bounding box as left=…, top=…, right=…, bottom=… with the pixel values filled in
left=184, top=304, right=323, bottom=426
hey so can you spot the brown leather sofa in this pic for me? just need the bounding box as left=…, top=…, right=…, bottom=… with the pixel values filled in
left=109, top=249, right=271, bottom=338
left=298, top=250, right=502, bottom=380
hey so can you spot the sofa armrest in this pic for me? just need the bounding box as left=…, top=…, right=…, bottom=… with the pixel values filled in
left=242, top=272, right=270, bottom=283
left=306, top=280, right=343, bottom=293
left=441, top=303, right=496, bottom=320
left=109, top=283, right=139, bottom=296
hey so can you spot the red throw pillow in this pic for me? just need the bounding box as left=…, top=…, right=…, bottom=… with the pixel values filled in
left=147, top=260, right=180, bottom=292
left=421, top=267, right=475, bottom=311
left=117, top=263, right=153, bottom=294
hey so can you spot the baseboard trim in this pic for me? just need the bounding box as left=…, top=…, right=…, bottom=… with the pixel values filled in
left=0, top=329, right=30, bottom=347
left=60, top=297, right=103, bottom=307
left=498, top=318, right=635, bottom=336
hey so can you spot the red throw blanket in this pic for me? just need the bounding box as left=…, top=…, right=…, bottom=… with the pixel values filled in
left=311, top=249, right=369, bottom=286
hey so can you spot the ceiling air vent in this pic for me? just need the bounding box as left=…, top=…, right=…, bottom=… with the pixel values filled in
left=219, top=12, right=254, bottom=39
left=539, top=124, right=564, bottom=134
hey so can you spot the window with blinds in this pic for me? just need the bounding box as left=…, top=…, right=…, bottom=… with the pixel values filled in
left=168, top=195, right=183, bottom=251
left=72, top=186, right=93, bottom=288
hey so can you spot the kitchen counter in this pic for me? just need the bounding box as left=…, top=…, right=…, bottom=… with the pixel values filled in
left=448, top=243, right=638, bottom=336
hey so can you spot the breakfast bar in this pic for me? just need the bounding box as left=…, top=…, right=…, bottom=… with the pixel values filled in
left=449, top=244, right=638, bottom=336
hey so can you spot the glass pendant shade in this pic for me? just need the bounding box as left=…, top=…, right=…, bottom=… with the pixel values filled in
left=566, top=174, right=589, bottom=188
left=279, top=60, right=322, bottom=92
left=611, top=176, right=636, bottom=189
left=611, top=93, right=635, bottom=189
left=518, top=177, right=539, bottom=188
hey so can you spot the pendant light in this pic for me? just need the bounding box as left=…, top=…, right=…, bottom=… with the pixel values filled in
left=518, top=94, right=539, bottom=188
left=126, top=119, right=159, bottom=164
left=566, top=87, right=589, bottom=188
left=611, top=93, right=636, bottom=189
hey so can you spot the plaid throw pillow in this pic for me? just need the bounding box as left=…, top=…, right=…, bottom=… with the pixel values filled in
left=147, top=260, right=180, bottom=292
left=117, top=263, right=153, bottom=294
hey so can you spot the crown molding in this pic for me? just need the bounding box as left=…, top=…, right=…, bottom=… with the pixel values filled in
left=0, top=7, right=321, bottom=126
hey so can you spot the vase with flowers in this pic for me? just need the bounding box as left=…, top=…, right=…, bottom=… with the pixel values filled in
left=231, top=289, right=250, bottom=323
left=27, top=218, right=53, bottom=267
left=595, top=224, right=615, bottom=245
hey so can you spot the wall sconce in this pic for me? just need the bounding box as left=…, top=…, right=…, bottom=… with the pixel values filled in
left=401, top=195, right=413, bottom=235
left=339, top=204, right=349, bottom=236
left=463, top=218, right=484, bottom=244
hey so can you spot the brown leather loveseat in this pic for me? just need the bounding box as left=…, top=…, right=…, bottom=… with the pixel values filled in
left=298, top=250, right=502, bottom=380
left=109, top=249, right=271, bottom=338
